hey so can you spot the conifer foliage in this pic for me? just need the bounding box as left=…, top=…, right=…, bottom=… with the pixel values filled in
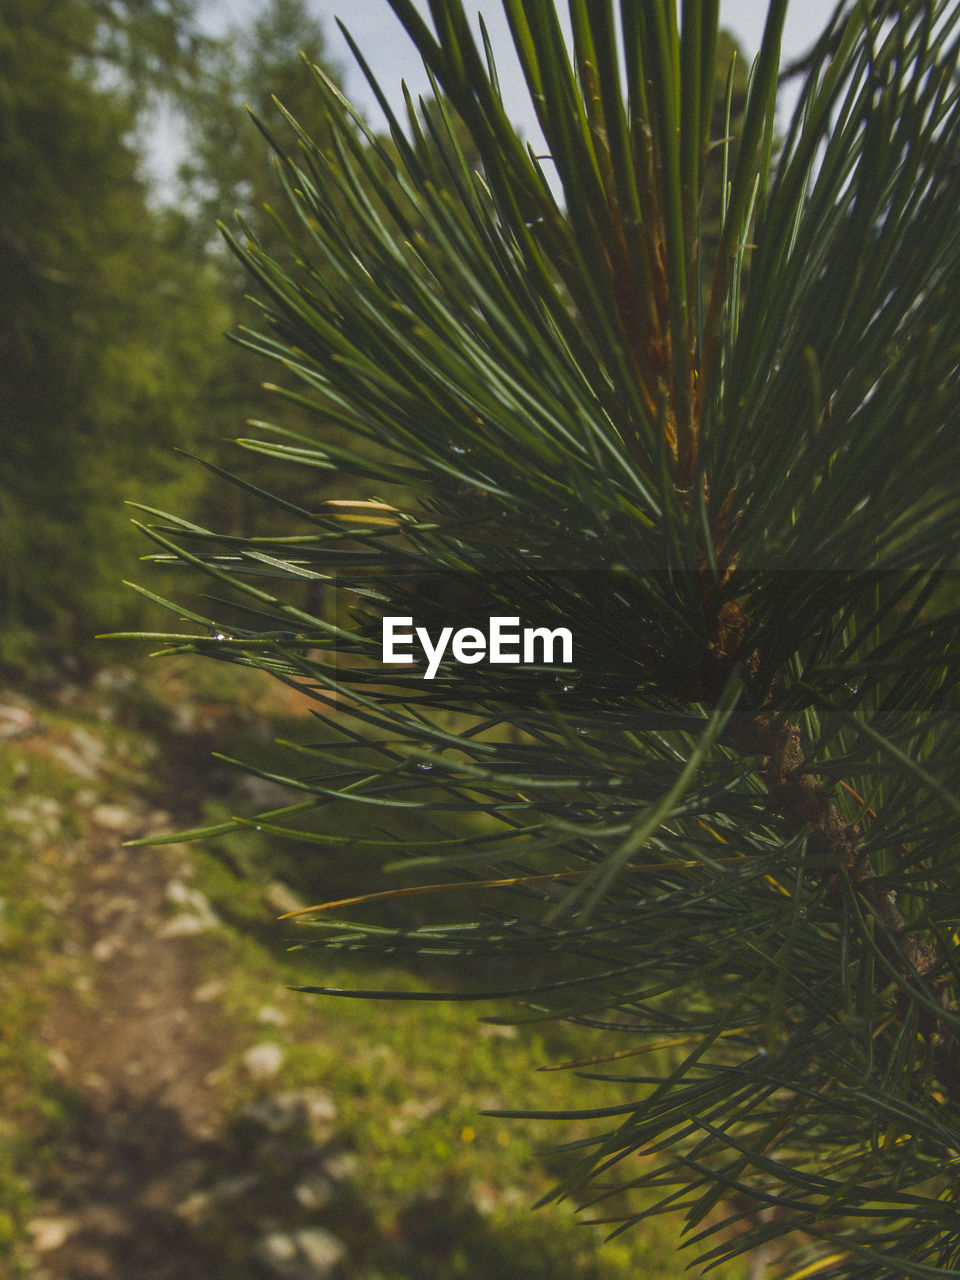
left=130, top=2, right=960, bottom=1274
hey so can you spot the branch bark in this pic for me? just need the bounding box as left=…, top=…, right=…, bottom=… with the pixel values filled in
left=728, top=704, right=960, bottom=1105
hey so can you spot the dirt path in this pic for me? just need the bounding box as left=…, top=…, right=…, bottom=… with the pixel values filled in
left=0, top=670, right=360, bottom=1280
left=30, top=815, right=232, bottom=1280
left=0, top=676, right=256, bottom=1280
left=0, top=674, right=355, bottom=1280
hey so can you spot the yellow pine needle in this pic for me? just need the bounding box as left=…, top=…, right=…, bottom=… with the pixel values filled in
left=313, top=499, right=403, bottom=526
left=537, top=1022, right=767, bottom=1072
left=698, top=818, right=791, bottom=897
left=779, top=1254, right=853, bottom=1280
left=764, top=873, right=792, bottom=897
left=278, top=856, right=747, bottom=919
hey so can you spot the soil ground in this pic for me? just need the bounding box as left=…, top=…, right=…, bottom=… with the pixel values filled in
left=32, top=831, right=230, bottom=1280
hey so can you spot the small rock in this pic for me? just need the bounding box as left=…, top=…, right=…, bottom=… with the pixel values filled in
left=92, top=937, right=121, bottom=963
left=160, top=912, right=218, bottom=938
left=142, top=1158, right=208, bottom=1211
left=79, top=1204, right=127, bottom=1236
left=160, top=881, right=220, bottom=936
left=93, top=665, right=136, bottom=692
left=8, top=798, right=64, bottom=844
left=172, top=704, right=199, bottom=733
left=52, top=680, right=81, bottom=707
left=208, top=1172, right=262, bottom=1203
left=241, top=1088, right=336, bottom=1137
left=165, top=880, right=210, bottom=912
left=263, top=881, right=306, bottom=917
left=322, top=1151, right=358, bottom=1183
left=50, top=743, right=100, bottom=781
left=479, top=1023, right=518, bottom=1040
left=91, top=803, right=137, bottom=832
left=178, top=1174, right=261, bottom=1219
left=28, top=1217, right=77, bottom=1252
left=47, top=1047, right=70, bottom=1075
left=193, top=979, right=227, bottom=1003
left=69, top=726, right=108, bottom=766
left=241, top=1092, right=295, bottom=1132
left=175, top=1189, right=209, bottom=1220
left=470, top=1180, right=498, bottom=1216
left=294, top=1171, right=334, bottom=1212
left=256, top=1228, right=347, bottom=1280
left=399, top=1095, right=443, bottom=1122
left=144, top=809, right=173, bottom=833
left=0, top=703, right=34, bottom=738
left=242, top=1042, right=286, bottom=1080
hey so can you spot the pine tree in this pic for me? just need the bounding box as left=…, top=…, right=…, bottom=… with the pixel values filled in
left=0, top=0, right=221, bottom=656
left=128, top=2, right=960, bottom=1274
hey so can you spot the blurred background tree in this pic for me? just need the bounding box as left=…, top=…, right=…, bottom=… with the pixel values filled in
left=0, top=0, right=224, bottom=658
left=0, top=0, right=498, bottom=662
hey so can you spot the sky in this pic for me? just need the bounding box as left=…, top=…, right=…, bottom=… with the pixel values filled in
left=300, top=0, right=839, bottom=136
left=151, top=0, right=840, bottom=190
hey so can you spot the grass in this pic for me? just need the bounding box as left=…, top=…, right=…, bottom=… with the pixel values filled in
left=187, top=885, right=734, bottom=1280
left=0, top=661, right=752, bottom=1278
left=0, top=722, right=89, bottom=1273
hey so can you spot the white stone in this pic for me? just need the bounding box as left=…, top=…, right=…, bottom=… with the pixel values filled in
left=50, top=744, right=100, bottom=781
left=160, top=912, right=218, bottom=938
left=242, top=1042, right=286, bottom=1080
left=93, top=666, right=135, bottom=691
left=193, top=979, right=227, bottom=1003
left=241, top=1088, right=335, bottom=1136
left=294, top=1172, right=334, bottom=1211
left=92, top=936, right=120, bottom=962
left=165, top=880, right=208, bottom=911
left=28, top=1217, right=76, bottom=1252
left=256, top=1004, right=288, bottom=1027
left=323, top=1151, right=358, bottom=1183
left=256, top=1228, right=347, bottom=1280
left=0, top=703, right=34, bottom=738
left=69, top=726, right=108, bottom=765
left=264, top=880, right=307, bottom=917
left=91, top=803, right=137, bottom=831
left=160, top=881, right=220, bottom=936
left=479, top=1022, right=518, bottom=1040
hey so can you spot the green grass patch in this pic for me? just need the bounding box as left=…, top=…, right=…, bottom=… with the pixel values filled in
left=187, top=843, right=751, bottom=1279
left=0, top=738, right=85, bottom=1272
